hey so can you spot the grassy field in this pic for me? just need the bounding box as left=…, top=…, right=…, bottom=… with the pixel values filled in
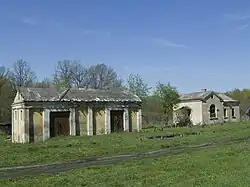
left=2, top=144, right=250, bottom=187
left=1, top=122, right=250, bottom=168
left=1, top=123, right=250, bottom=186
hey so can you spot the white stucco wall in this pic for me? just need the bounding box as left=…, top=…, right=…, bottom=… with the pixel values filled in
left=12, top=92, right=26, bottom=143
left=175, top=100, right=203, bottom=125
left=174, top=92, right=241, bottom=126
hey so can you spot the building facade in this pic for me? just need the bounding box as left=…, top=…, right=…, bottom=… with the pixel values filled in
left=12, top=87, right=142, bottom=143
left=173, top=89, right=240, bottom=125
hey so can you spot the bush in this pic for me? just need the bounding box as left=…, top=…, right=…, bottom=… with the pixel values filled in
left=173, top=107, right=193, bottom=127
left=175, top=115, right=193, bottom=127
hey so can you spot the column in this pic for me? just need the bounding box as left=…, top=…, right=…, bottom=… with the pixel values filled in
left=24, top=108, right=29, bottom=143
left=105, top=108, right=111, bottom=134
left=137, top=109, right=142, bottom=132
left=78, top=109, right=85, bottom=136
left=87, top=106, right=93, bottom=136
left=70, top=108, right=76, bottom=136
left=123, top=108, right=129, bottom=132
left=11, top=109, right=15, bottom=143
left=43, top=109, right=50, bottom=141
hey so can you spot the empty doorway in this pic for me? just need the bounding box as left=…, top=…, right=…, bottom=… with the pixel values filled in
left=110, top=110, right=124, bottom=133
left=50, top=111, right=70, bottom=137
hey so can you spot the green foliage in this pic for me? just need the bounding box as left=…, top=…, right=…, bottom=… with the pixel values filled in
left=154, top=82, right=180, bottom=124
left=126, top=73, right=151, bottom=99
left=4, top=57, right=250, bottom=127
left=142, top=95, right=162, bottom=125
left=0, top=67, right=14, bottom=122
left=226, top=88, right=250, bottom=116
left=174, top=107, right=193, bottom=127
left=0, top=79, right=14, bottom=122
left=0, top=66, right=9, bottom=90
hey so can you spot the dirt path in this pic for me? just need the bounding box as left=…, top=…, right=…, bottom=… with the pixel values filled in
left=1, top=136, right=250, bottom=179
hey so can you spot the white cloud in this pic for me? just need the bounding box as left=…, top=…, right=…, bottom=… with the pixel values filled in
left=21, top=17, right=37, bottom=25
left=223, top=14, right=250, bottom=31
left=224, top=14, right=250, bottom=20
left=152, top=38, right=188, bottom=49
left=236, top=24, right=249, bottom=30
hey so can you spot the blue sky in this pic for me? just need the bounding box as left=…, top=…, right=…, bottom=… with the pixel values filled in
left=0, top=1, right=250, bottom=93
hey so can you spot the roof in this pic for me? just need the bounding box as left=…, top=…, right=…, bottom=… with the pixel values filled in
left=17, top=87, right=142, bottom=102
left=180, top=90, right=238, bottom=102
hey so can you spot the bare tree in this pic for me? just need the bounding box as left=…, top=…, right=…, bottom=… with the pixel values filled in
left=53, top=60, right=74, bottom=87
left=53, top=60, right=89, bottom=88
left=34, top=78, right=55, bottom=88
left=85, top=63, right=122, bottom=90
left=53, top=61, right=122, bottom=90
left=71, top=61, right=88, bottom=88
left=10, top=59, right=37, bottom=87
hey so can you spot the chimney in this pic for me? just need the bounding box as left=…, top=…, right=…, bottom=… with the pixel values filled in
left=201, top=88, right=207, bottom=92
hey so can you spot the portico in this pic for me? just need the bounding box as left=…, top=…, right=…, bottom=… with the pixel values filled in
left=12, top=87, right=142, bottom=143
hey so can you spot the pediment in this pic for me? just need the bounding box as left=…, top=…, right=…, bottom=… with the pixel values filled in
left=13, top=91, right=24, bottom=103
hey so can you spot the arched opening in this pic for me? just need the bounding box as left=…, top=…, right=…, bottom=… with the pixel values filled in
left=179, top=106, right=191, bottom=117
left=209, top=104, right=216, bottom=118
left=175, top=106, right=192, bottom=127
left=20, top=110, right=23, bottom=121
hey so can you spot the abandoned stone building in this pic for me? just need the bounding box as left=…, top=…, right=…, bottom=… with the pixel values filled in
left=11, top=87, right=142, bottom=143
left=173, top=89, right=240, bottom=125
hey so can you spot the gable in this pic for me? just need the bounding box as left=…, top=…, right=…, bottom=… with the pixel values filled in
left=13, top=92, right=24, bottom=103
left=204, top=92, right=223, bottom=104
left=203, top=92, right=223, bottom=103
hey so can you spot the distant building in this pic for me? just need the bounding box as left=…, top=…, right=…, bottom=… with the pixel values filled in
left=173, top=89, right=240, bottom=125
left=12, top=87, right=142, bottom=143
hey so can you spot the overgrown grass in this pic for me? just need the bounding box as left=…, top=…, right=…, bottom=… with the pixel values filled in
left=2, top=136, right=250, bottom=186
left=1, top=122, right=250, bottom=167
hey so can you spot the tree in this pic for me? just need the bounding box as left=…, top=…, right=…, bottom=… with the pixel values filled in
left=126, top=73, right=151, bottom=99
left=0, top=67, right=14, bottom=122
left=0, top=66, right=9, bottom=90
left=0, top=79, right=14, bottom=122
left=53, top=60, right=74, bottom=87
left=10, top=59, right=36, bottom=88
left=71, top=61, right=88, bottom=88
left=85, top=63, right=122, bottom=90
left=154, top=82, right=180, bottom=125
left=226, top=88, right=250, bottom=117
left=142, top=95, right=162, bottom=125
left=53, top=61, right=122, bottom=90
left=53, top=60, right=89, bottom=88
left=34, top=78, right=55, bottom=88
